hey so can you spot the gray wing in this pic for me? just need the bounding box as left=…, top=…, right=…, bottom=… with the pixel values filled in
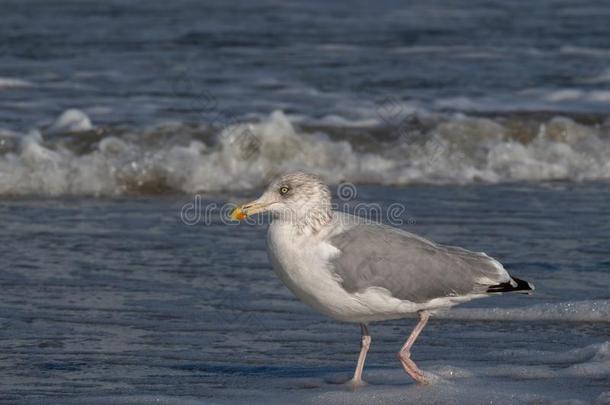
left=328, top=222, right=510, bottom=303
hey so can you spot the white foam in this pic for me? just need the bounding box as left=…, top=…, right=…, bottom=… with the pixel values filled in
left=0, top=77, right=33, bottom=89
left=542, top=89, right=610, bottom=104
left=590, top=91, right=610, bottom=103
left=316, top=115, right=382, bottom=128
left=1, top=110, right=610, bottom=196
left=434, top=96, right=481, bottom=110
left=544, top=89, right=585, bottom=102
left=437, top=300, right=610, bottom=323
left=48, top=108, right=93, bottom=133
left=282, top=341, right=610, bottom=403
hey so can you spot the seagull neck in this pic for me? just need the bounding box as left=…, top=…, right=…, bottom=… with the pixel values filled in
left=274, top=209, right=333, bottom=236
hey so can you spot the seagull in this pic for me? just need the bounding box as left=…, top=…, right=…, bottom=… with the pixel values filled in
left=230, top=171, right=534, bottom=386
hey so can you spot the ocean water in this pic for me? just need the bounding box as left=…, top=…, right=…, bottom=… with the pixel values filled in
left=1, top=0, right=610, bottom=195
left=0, top=0, right=609, bottom=403
left=1, top=185, right=608, bottom=404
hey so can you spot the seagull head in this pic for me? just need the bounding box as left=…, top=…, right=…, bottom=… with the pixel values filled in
left=231, top=171, right=332, bottom=227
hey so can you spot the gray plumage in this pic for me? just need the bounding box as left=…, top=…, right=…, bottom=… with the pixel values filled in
left=329, top=216, right=512, bottom=304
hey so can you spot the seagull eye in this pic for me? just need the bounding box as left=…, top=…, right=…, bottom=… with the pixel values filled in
left=279, top=186, right=290, bottom=195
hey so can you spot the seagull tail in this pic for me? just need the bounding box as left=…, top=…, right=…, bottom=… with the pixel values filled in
left=486, top=276, right=535, bottom=294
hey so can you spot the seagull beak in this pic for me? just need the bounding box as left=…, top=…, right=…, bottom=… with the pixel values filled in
left=230, top=199, right=270, bottom=221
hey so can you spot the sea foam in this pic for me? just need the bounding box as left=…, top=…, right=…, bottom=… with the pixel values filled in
left=0, top=109, right=609, bottom=196
left=439, top=300, right=610, bottom=323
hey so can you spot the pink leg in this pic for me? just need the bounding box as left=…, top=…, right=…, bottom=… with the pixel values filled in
left=346, top=323, right=371, bottom=388
left=397, top=311, right=430, bottom=384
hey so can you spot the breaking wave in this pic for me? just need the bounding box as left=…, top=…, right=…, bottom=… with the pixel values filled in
left=1, top=109, right=609, bottom=196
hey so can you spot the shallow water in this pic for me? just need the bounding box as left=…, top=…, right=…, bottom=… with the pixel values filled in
left=0, top=183, right=608, bottom=404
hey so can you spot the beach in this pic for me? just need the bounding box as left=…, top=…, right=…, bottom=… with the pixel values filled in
left=0, top=0, right=609, bottom=403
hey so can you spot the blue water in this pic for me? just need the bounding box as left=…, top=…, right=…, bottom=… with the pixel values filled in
left=1, top=0, right=610, bottom=130
left=0, top=184, right=608, bottom=403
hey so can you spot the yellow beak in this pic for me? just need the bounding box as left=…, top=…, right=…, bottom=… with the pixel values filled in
left=230, top=206, right=248, bottom=221
left=230, top=200, right=269, bottom=221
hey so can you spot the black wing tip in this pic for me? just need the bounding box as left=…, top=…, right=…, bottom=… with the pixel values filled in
left=486, top=276, right=535, bottom=294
